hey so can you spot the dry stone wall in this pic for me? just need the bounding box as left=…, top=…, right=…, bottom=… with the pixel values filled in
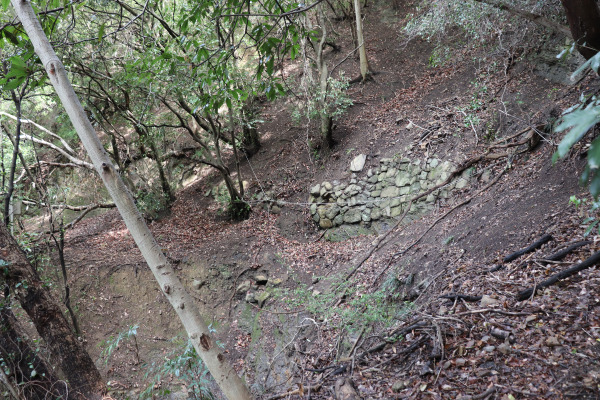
left=309, top=155, right=469, bottom=229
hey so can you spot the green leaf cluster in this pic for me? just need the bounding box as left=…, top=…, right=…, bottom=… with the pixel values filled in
left=554, top=52, right=600, bottom=197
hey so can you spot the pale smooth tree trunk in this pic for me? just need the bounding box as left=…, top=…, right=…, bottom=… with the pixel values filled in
left=10, top=1, right=253, bottom=399
left=316, top=3, right=333, bottom=150
left=353, top=0, right=371, bottom=81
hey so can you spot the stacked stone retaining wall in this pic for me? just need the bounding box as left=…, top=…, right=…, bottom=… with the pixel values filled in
left=309, top=156, right=470, bottom=229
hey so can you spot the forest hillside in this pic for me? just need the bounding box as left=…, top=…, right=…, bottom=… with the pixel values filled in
left=1, top=0, right=600, bottom=399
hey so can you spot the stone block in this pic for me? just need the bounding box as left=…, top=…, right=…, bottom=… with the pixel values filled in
left=385, top=167, right=397, bottom=178
left=310, top=184, right=321, bottom=196
left=325, top=205, right=341, bottom=220
left=350, top=154, right=367, bottom=172
left=317, top=206, right=328, bottom=218
left=371, top=190, right=381, bottom=197
left=333, top=214, right=344, bottom=226
left=381, top=186, right=399, bottom=197
left=343, top=209, right=362, bottom=223
left=319, top=218, right=333, bottom=229
left=391, top=206, right=403, bottom=217
left=371, top=208, right=382, bottom=220
left=395, top=173, right=411, bottom=187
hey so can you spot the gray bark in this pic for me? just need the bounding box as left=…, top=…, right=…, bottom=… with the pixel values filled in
left=10, top=1, right=252, bottom=399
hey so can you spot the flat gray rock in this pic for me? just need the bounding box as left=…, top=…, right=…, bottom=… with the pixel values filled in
left=350, top=154, right=367, bottom=172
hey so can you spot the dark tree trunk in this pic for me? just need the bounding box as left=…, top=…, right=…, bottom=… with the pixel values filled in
left=240, top=98, right=261, bottom=157
left=0, top=303, right=69, bottom=399
left=4, top=90, right=24, bottom=227
left=0, top=223, right=105, bottom=399
left=561, top=0, right=600, bottom=59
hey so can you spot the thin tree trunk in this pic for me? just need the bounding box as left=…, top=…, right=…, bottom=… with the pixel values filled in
left=560, top=0, right=600, bottom=60
left=4, top=90, right=24, bottom=226
left=53, top=221, right=81, bottom=335
left=11, top=2, right=253, bottom=399
left=317, top=3, right=334, bottom=151
left=353, top=0, right=371, bottom=81
left=0, top=222, right=104, bottom=399
left=240, top=101, right=261, bottom=156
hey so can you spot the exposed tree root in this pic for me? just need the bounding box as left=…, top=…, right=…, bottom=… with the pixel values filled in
left=517, top=249, right=600, bottom=301
left=503, top=234, right=553, bottom=263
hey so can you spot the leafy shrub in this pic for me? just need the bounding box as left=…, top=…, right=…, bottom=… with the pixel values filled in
left=141, top=337, right=216, bottom=400
left=553, top=52, right=600, bottom=197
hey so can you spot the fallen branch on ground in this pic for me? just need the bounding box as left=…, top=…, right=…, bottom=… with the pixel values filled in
left=516, top=250, right=600, bottom=301
left=539, top=240, right=591, bottom=262
left=504, top=234, right=553, bottom=263
left=440, top=293, right=482, bottom=302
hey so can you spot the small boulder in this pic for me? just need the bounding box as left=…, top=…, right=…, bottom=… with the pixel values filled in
left=236, top=280, right=252, bottom=294
left=268, top=278, right=283, bottom=287
left=310, top=184, right=321, bottom=196
left=391, top=380, right=407, bottom=392
left=255, top=291, right=270, bottom=307
left=350, top=154, right=367, bottom=172
left=245, top=292, right=257, bottom=303
left=255, top=274, right=269, bottom=285
left=480, top=295, right=499, bottom=307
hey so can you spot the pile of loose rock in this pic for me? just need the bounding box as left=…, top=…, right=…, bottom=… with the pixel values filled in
left=309, top=155, right=469, bottom=229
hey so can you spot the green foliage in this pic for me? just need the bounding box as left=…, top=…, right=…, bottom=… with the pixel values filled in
left=136, top=189, right=168, bottom=219
left=294, top=74, right=353, bottom=127
left=428, top=46, right=451, bottom=68
left=404, top=0, right=508, bottom=60
left=569, top=195, right=600, bottom=236
left=456, top=79, right=488, bottom=129
left=99, top=325, right=139, bottom=365
left=554, top=51, right=600, bottom=198
left=141, top=337, right=215, bottom=400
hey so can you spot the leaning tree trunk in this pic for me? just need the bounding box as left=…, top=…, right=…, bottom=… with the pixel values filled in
left=560, top=0, right=600, bottom=60
left=0, top=223, right=104, bottom=399
left=0, top=304, right=69, bottom=400
left=10, top=2, right=253, bottom=399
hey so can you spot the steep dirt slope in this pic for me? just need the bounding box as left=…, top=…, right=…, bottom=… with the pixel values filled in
left=52, top=1, right=600, bottom=399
